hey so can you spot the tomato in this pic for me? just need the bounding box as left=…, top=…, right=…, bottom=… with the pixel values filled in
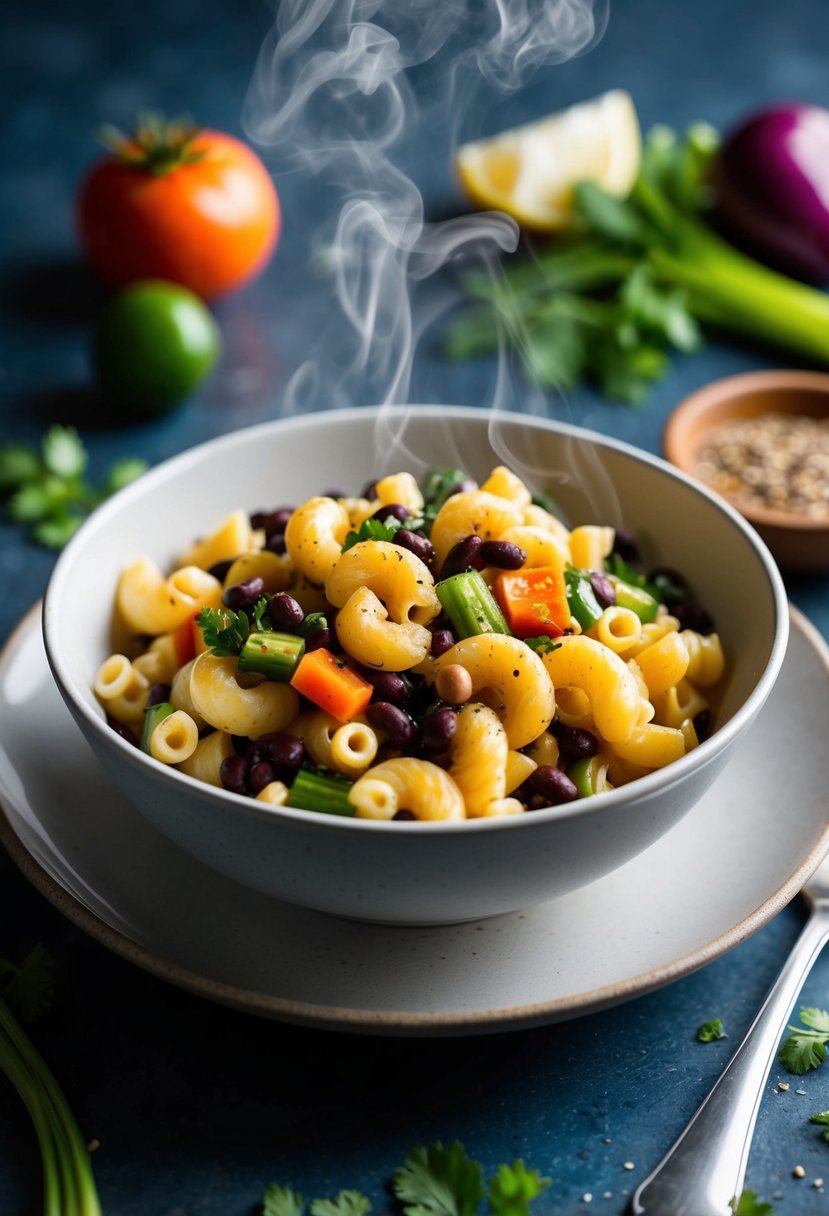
left=77, top=117, right=280, bottom=300
left=94, top=280, right=220, bottom=416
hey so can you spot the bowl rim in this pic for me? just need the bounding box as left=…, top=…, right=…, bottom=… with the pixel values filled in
left=663, top=368, right=829, bottom=533
left=42, top=404, right=790, bottom=837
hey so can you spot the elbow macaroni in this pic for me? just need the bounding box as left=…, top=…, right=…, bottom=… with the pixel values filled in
left=97, top=461, right=727, bottom=818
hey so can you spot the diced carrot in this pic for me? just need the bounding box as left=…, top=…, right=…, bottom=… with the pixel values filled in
left=172, top=614, right=198, bottom=666
left=290, top=648, right=373, bottom=722
left=493, top=566, right=569, bottom=639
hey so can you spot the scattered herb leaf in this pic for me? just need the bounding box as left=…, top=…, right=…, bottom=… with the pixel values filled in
left=393, top=1142, right=484, bottom=1216
left=779, top=1007, right=829, bottom=1075
left=524, top=636, right=562, bottom=655
left=810, top=1110, right=829, bottom=1143
left=697, top=1018, right=726, bottom=1043
left=264, top=1185, right=306, bottom=1216
left=342, top=516, right=406, bottom=551
left=487, top=1161, right=551, bottom=1216
left=310, top=1192, right=372, bottom=1216
left=730, top=1191, right=774, bottom=1216
left=0, top=426, right=148, bottom=549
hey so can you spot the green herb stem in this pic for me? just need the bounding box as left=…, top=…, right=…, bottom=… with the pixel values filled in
left=0, top=996, right=102, bottom=1216
left=0, top=1032, right=62, bottom=1216
left=436, top=570, right=510, bottom=638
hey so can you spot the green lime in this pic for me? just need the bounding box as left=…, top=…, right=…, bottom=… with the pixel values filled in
left=94, top=280, right=220, bottom=416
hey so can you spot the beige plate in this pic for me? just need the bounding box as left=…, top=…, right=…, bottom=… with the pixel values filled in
left=1, top=602, right=828, bottom=1036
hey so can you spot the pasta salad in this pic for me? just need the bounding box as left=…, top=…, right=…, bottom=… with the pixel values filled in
left=94, top=464, right=726, bottom=820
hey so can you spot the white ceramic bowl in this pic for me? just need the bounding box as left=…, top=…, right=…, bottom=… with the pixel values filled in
left=43, top=406, right=789, bottom=925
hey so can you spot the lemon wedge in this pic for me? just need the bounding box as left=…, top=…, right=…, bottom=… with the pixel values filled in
left=455, top=89, right=642, bottom=231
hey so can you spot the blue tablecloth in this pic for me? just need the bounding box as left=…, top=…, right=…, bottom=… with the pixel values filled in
left=2, top=1, right=829, bottom=1211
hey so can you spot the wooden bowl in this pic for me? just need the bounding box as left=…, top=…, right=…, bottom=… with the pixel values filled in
left=664, top=370, right=829, bottom=572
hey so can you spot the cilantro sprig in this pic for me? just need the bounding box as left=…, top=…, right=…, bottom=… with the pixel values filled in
left=779, top=1007, right=829, bottom=1075
left=263, top=1143, right=550, bottom=1216
left=196, top=597, right=270, bottom=657
left=0, top=425, right=148, bottom=549
left=730, top=1192, right=774, bottom=1216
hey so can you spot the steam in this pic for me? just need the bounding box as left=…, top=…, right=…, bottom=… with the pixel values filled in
left=243, top=0, right=608, bottom=430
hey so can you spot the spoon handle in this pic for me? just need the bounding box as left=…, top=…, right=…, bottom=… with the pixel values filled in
left=630, top=907, right=829, bottom=1216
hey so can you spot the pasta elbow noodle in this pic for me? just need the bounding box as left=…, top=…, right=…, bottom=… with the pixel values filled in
left=177, top=730, right=235, bottom=786
left=116, top=558, right=222, bottom=635
left=682, top=631, right=725, bottom=686
left=330, top=722, right=379, bottom=776
left=430, top=490, right=523, bottom=565
left=189, top=653, right=299, bottom=737
left=634, top=632, right=690, bottom=699
left=373, top=472, right=424, bottom=513
left=335, top=586, right=433, bottom=671
left=326, top=541, right=439, bottom=626
left=432, top=634, right=555, bottom=749
left=149, top=710, right=199, bottom=765
left=284, top=496, right=351, bottom=584
left=177, top=509, right=257, bottom=570
left=611, top=722, right=687, bottom=768
left=568, top=525, right=615, bottom=571
left=349, top=758, right=465, bottom=821
left=450, top=704, right=524, bottom=817
left=479, top=465, right=532, bottom=508
left=541, top=634, right=640, bottom=745
left=93, top=655, right=149, bottom=723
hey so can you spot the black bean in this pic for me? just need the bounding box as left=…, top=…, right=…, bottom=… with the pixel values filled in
left=478, top=540, right=526, bottom=569
left=146, top=682, right=171, bottom=707
left=360, top=479, right=377, bottom=499
left=590, top=572, right=616, bottom=609
left=528, top=765, right=579, bottom=805
left=612, top=528, right=641, bottom=565
left=223, top=576, right=265, bottom=612
left=554, top=725, right=599, bottom=761
left=365, top=702, right=418, bottom=748
left=231, top=734, right=250, bottom=755
left=250, top=507, right=293, bottom=536
left=672, top=601, right=714, bottom=635
left=395, top=529, right=434, bottom=565
left=265, top=533, right=287, bottom=555
left=393, top=809, right=416, bottom=821
left=247, top=760, right=276, bottom=795
left=354, top=666, right=412, bottom=705
left=304, top=626, right=330, bottom=652
left=322, top=488, right=348, bottom=500
left=430, top=628, right=456, bottom=658
left=249, top=732, right=305, bottom=770
left=420, top=707, right=457, bottom=754
left=220, top=754, right=248, bottom=795
left=207, top=559, right=233, bottom=583
left=107, top=715, right=139, bottom=747
left=440, top=534, right=483, bottom=579
left=372, top=502, right=409, bottom=523
left=265, top=592, right=305, bottom=631
left=694, top=709, right=712, bottom=741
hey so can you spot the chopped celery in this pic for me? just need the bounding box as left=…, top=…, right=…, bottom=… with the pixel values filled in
left=564, top=568, right=603, bottom=631
left=436, top=570, right=510, bottom=638
left=238, top=631, right=305, bottom=681
left=140, top=701, right=175, bottom=753
left=288, top=769, right=355, bottom=816
left=609, top=577, right=659, bottom=623
left=568, top=756, right=605, bottom=797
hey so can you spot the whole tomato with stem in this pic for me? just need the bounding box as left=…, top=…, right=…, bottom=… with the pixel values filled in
left=77, top=112, right=281, bottom=300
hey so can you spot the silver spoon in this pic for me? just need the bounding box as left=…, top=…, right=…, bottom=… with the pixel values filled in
left=631, top=854, right=829, bottom=1215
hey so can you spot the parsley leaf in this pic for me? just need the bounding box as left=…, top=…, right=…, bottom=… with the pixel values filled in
left=810, top=1110, right=829, bottom=1142
left=697, top=1018, right=726, bottom=1043
left=342, top=516, right=405, bottom=552
left=0, top=426, right=148, bottom=549
left=779, top=1006, right=829, bottom=1074
left=310, top=1192, right=372, bottom=1216
left=263, top=1184, right=305, bottom=1216
left=0, top=945, right=55, bottom=1024
left=487, top=1161, right=551, bottom=1216
left=393, top=1141, right=484, bottom=1216
left=196, top=601, right=269, bottom=657
left=729, top=1191, right=774, bottom=1216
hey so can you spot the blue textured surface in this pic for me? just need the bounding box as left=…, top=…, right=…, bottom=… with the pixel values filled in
left=2, top=1, right=829, bottom=1212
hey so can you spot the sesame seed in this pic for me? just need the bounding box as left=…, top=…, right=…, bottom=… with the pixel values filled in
left=623, top=1162, right=634, bottom=1171
left=778, top=1081, right=790, bottom=1091
left=794, top=1165, right=806, bottom=1178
